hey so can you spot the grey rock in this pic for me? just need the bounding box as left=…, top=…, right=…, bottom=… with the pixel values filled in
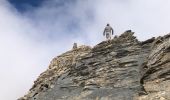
left=19, top=31, right=170, bottom=100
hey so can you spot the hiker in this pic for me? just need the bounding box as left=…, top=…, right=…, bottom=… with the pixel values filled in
left=103, top=24, right=114, bottom=40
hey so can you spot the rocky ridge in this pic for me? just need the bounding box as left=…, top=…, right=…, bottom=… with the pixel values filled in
left=19, top=31, right=170, bottom=100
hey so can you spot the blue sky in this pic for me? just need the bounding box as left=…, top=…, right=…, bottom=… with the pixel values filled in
left=8, top=0, right=45, bottom=12
left=1, top=0, right=170, bottom=100
left=8, top=0, right=72, bottom=13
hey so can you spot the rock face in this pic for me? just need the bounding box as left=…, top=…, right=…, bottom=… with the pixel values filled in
left=19, top=31, right=170, bottom=100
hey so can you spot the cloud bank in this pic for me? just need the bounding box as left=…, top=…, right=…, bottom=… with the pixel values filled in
left=1, top=0, right=170, bottom=99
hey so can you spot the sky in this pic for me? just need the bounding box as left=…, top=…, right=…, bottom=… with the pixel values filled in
left=1, top=0, right=170, bottom=100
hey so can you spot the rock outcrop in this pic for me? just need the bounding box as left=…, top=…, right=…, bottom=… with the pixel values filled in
left=19, top=31, right=170, bottom=100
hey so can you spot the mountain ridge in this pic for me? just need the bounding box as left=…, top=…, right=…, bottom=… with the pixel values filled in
left=19, top=30, right=170, bottom=100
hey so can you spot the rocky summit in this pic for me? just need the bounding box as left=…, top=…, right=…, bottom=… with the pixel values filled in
left=19, top=31, right=170, bottom=100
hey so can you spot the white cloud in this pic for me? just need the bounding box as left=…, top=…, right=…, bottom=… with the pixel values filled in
left=0, top=1, right=72, bottom=100
left=1, top=0, right=170, bottom=100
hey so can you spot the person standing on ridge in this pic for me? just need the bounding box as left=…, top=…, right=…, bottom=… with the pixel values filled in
left=103, top=24, right=114, bottom=40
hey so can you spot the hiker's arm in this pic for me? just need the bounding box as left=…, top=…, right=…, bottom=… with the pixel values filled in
left=103, top=29, right=106, bottom=36
left=111, top=28, right=114, bottom=35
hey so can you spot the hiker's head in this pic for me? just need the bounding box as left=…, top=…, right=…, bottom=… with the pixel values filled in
left=107, top=24, right=110, bottom=26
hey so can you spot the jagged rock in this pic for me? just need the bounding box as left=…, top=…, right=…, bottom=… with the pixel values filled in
left=139, top=35, right=170, bottom=100
left=19, top=31, right=170, bottom=100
